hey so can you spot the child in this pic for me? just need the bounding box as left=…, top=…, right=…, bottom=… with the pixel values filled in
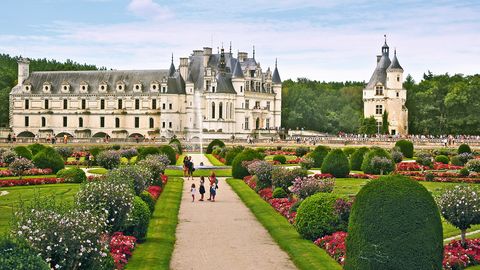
left=191, top=183, right=196, bottom=202
left=199, top=176, right=206, bottom=201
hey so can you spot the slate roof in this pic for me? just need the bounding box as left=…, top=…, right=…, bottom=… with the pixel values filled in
left=387, top=50, right=403, bottom=71
left=215, top=73, right=237, bottom=94
left=272, top=60, right=281, bottom=84
left=366, top=54, right=391, bottom=89
left=232, top=59, right=244, bottom=78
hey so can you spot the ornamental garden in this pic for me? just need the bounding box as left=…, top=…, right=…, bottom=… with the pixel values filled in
left=1, top=138, right=480, bottom=269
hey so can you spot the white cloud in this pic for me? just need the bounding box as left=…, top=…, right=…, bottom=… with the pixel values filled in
left=127, top=0, right=173, bottom=21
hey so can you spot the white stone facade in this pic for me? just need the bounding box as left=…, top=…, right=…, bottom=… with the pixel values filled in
left=9, top=47, right=282, bottom=140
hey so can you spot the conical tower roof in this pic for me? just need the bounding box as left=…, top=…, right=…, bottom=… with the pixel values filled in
left=232, top=60, right=244, bottom=79
left=387, top=50, right=403, bottom=71
left=272, top=59, right=281, bottom=84
left=168, top=54, right=176, bottom=77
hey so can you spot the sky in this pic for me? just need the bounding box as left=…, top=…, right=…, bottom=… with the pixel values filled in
left=0, top=0, right=479, bottom=82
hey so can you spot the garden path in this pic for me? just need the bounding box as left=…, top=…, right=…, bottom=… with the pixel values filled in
left=170, top=154, right=297, bottom=270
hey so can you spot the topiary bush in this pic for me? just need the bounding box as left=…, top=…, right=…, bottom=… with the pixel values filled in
left=459, top=168, right=470, bottom=177
left=13, top=146, right=33, bottom=160
left=466, top=159, right=480, bottom=173
left=361, top=147, right=394, bottom=175
left=55, top=147, right=73, bottom=160
left=158, top=145, right=176, bottom=165
left=96, top=150, right=121, bottom=170
left=225, top=146, right=244, bottom=165
left=416, top=151, right=433, bottom=168
left=137, top=146, right=160, bottom=160
left=294, top=192, right=347, bottom=240
left=391, top=147, right=404, bottom=163
left=451, top=155, right=464, bottom=166
left=458, top=144, right=472, bottom=154
left=169, top=138, right=183, bottom=154
left=343, top=147, right=357, bottom=158
left=27, top=143, right=46, bottom=156
left=273, top=154, right=287, bottom=164
left=350, top=147, right=369, bottom=171
left=56, top=167, right=86, bottom=183
left=206, top=139, right=225, bottom=154
left=111, top=144, right=121, bottom=150
left=232, top=149, right=263, bottom=179
left=309, top=145, right=330, bottom=168
left=108, top=165, right=152, bottom=195
left=139, top=191, right=156, bottom=213
left=394, top=139, right=414, bottom=158
left=124, top=196, right=151, bottom=242
left=321, top=149, right=350, bottom=178
left=435, top=155, right=450, bottom=164
left=295, top=146, right=309, bottom=157
left=344, top=175, right=443, bottom=270
left=0, top=237, right=50, bottom=270
left=32, top=147, right=65, bottom=173
left=272, top=187, right=288, bottom=198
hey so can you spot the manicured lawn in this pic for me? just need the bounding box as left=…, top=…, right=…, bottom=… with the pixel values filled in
left=175, top=154, right=186, bottom=166
left=0, top=184, right=80, bottom=235
left=265, top=155, right=297, bottom=161
left=87, top=168, right=108, bottom=175
left=0, top=174, right=57, bottom=180
left=165, top=168, right=231, bottom=177
left=227, top=179, right=342, bottom=270
left=204, top=154, right=225, bottom=166
left=126, top=178, right=183, bottom=270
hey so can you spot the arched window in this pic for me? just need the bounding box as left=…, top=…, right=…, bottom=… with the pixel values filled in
left=219, top=102, right=223, bottom=119
left=78, top=117, right=83, bottom=128
left=211, top=102, right=216, bottom=119
left=115, top=117, right=120, bottom=128
left=41, top=117, right=46, bottom=127
left=149, top=117, right=154, bottom=128
left=230, top=102, right=234, bottom=119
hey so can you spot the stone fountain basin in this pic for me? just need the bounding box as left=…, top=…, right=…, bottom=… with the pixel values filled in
left=168, top=165, right=230, bottom=170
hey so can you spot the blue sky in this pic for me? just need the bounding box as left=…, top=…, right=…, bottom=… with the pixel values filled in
left=1, top=0, right=479, bottom=82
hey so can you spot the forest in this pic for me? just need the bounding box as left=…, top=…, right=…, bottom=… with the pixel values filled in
left=0, top=53, right=479, bottom=135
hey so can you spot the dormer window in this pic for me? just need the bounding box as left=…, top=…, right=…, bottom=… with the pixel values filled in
left=116, top=81, right=125, bottom=92
left=162, top=86, right=167, bottom=93
left=43, top=82, right=51, bottom=93
left=133, top=82, right=142, bottom=92
left=150, top=81, right=159, bottom=92
left=61, top=82, right=70, bottom=93
left=80, top=81, right=88, bottom=93
left=23, top=83, right=31, bottom=93
left=99, top=81, right=108, bottom=92
left=375, top=85, right=384, bottom=96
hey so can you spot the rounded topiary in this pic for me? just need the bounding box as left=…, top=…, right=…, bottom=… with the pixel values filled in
left=32, top=147, right=65, bottom=173
left=206, top=139, right=225, bottom=154
left=0, top=237, right=50, bottom=270
left=56, top=167, right=87, bottom=183
left=343, top=147, right=357, bottom=157
left=169, top=138, right=183, bottom=154
left=394, top=140, right=414, bottom=158
left=361, top=148, right=394, bottom=175
left=124, top=196, right=151, bottom=242
left=232, top=149, right=263, bottom=179
left=27, top=143, right=46, bottom=156
left=225, top=146, right=244, bottom=165
left=434, top=155, right=449, bottom=164
left=273, top=155, right=287, bottom=164
left=321, top=149, right=350, bottom=178
left=350, top=147, right=369, bottom=171
left=272, top=187, right=288, bottom=198
left=309, top=145, right=330, bottom=168
left=13, top=146, right=33, bottom=160
left=344, top=175, right=443, bottom=270
left=458, top=144, right=472, bottom=154
left=158, top=145, right=176, bottom=165
left=295, top=146, right=310, bottom=157
left=294, top=192, right=346, bottom=240
left=111, top=144, right=121, bottom=150
left=139, top=191, right=156, bottom=213
left=137, top=146, right=160, bottom=160
left=451, top=155, right=463, bottom=166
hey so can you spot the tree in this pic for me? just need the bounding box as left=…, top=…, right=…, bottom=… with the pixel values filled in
left=381, top=110, right=389, bottom=134
left=358, top=116, right=377, bottom=135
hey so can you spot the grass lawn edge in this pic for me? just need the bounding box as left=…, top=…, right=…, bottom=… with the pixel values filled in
left=204, top=154, right=225, bottom=166
left=227, top=178, right=341, bottom=270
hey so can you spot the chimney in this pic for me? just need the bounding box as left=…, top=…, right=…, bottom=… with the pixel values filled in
left=179, top=57, right=189, bottom=80
left=376, top=55, right=382, bottom=63
left=238, top=52, right=248, bottom=62
left=203, top=47, right=212, bottom=68
left=17, top=57, right=30, bottom=85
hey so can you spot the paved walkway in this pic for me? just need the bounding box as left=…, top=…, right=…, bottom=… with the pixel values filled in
left=170, top=155, right=297, bottom=270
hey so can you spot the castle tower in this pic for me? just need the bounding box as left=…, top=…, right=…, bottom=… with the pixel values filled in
left=17, top=57, right=30, bottom=85
left=272, top=59, right=282, bottom=129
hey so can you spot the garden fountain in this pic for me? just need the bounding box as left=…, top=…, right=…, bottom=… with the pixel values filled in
left=193, top=90, right=204, bottom=155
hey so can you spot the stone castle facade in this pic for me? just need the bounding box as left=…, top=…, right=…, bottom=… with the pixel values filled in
left=9, top=46, right=282, bottom=140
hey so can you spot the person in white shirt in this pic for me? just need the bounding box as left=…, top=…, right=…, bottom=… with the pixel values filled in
left=191, top=183, right=196, bottom=202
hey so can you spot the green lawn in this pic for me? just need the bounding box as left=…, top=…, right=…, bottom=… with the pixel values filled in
left=265, top=155, right=297, bottom=161
left=126, top=178, right=183, bottom=270
left=0, top=174, right=57, bottom=180
left=165, top=168, right=231, bottom=177
left=87, top=168, right=108, bottom=175
left=204, top=154, right=225, bottom=166
left=227, top=179, right=341, bottom=270
left=175, top=154, right=185, bottom=166
left=0, top=184, right=80, bottom=235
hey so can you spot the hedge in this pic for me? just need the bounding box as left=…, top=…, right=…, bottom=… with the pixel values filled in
left=232, top=149, right=263, bottom=179
left=206, top=139, right=225, bottom=154
left=13, top=146, right=33, bottom=160
left=350, top=147, right=369, bottom=171
left=321, top=149, right=350, bottom=178
left=394, top=140, right=414, bottom=158
left=360, top=147, right=394, bottom=175
left=458, top=144, right=472, bottom=154
left=32, top=147, right=65, bottom=173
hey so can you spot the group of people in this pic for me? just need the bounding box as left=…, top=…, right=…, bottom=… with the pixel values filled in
left=183, top=156, right=195, bottom=180
left=190, top=172, right=218, bottom=202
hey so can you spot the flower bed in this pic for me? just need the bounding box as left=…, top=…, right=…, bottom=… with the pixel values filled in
left=146, top=185, right=162, bottom=200
left=65, top=160, right=87, bottom=166
left=286, top=157, right=302, bottom=164
left=71, top=151, right=88, bottom=158
left=314, top=231, right=347, bottom=265
left=0, top=168, right=53, bottom=177
left=0, top=177, right=64, bottom=187
left=213, top=154, right=226, bottom=164
left=348, top=173, right=378, bottom=179
left=265, top=150, right=296, bottom=156
left=110, top=232, right=136, bottom=269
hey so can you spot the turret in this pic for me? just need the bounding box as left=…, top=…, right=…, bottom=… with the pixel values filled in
left=272, top=59, right=282, bottom=129
left=386, top=49, right=404, bottom=89
left=17, top=57, right=30, bottom=85
left=232, top=59, right=245, bottom=96
left=168, top=54, right=176, bottom=77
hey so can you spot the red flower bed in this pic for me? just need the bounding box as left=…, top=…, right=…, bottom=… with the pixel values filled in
left=0, top=177, right=65, bottom=187
left=348, top=173, right=378, bottom=179
left=313, top=173, right=334, bottom=179
left=213, top=154, right=226, bottom=164
left=147, top=185, right=162, bottom=200
left=396, top=162, right=427, bottom=171
left=434, top=162, right=463, bottom=170
left=265, top=150, right=296, bottom=156
left=443, top=239, right=480, bottom=269
left=314, top=231, right=347, bottom=265
left=71, top=151, right=88, bottom=158
left=244, top=175, right=257, bottom=190
left=286, top=157, right=302, bottom=164
left=109, top=232, right=136, bottom=269
left=65, top=160, right=87, bottom=165
left=0, top=168, right=53, bottom=177
left=258, top=188, right=273, bottom=200
left=269, top=198, right=297, bottom=223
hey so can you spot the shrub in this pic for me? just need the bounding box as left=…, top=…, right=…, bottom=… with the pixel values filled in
left=309, top=145, right=330, bottom=167
left=55, top=147, right=73, bottom=160
left=76, top=178, right=134, bottom=232
left=56, top=167, right=86, bottom=183
left=273, top=154, right=287, bottom=164
left=13, top=146, right=33, bottom=160
left=206, top=139, right=225, bottom=154
left=89, top=146, right=103, bottom=157
left=1, top=150, right=17, bottom=164
left=27, top=143, right=46, bottom=156
left=112, top=144, right=121, bottom=150
left=137, top=146, right=160, bottom=160
left=290, top=199, right=303, bottom=213
left=425, top=172, right=435, bottom=181
left=466, top=159, right=480, bottom=172
left=272, top=187, right=288, bottom=198
left=9, top=157, right=34, bottom=177
left=232, top=149, right=263, bottom=179
left=225, top=146, right=244, bottom=165
left=458, top=152, right=475, bottom=165
left=120, top=148, right=138, bottom=160
left=343, top=147, right=357, bottom=157
left=459, top=168, right=470, bottom=177
left=435, top=154, right=450, bottom=164
left=139, top=191, right=156, bottom=213
left=415, top=151, right=433, bottom=168
left=437, top=185, right=480, bottom=245
left=271, top=167, right=308, bottom=191
left=0, top=237, right=50, bottom=270
left=32, top=147, right=65, bottom=173
left=158, top=145, right=176, bottom=165
left=136, top=154, right=170, bottom=185
left=96, top=150, right=121, bottom=170
left=345, top=175, right=443, bottom=269
left=321, top=149, right=350, bottom=178
left=391, top=147, right=404, bottom=163
left=246, top=160, right=274, bottom=189
left=350, top=147, right=369, bottom=171
left=458, top=144, right=472, bottom=154
left=451, top=155, right=464, bottom=166
left=295, top=192, right=347, bottom=240
left=370, top=156, right=394, bottom=175
left=295, top=146, right=309, bottom=157
left=394, top=139, right=414, bottom=158
left=361, top=148, right=394, bottom=174
left=291, top=175, right=335, bottom=199
left=300, top=157, right=315, bottom=170
left=169, top=138, right=183, bottom=154
left=107, top=165, right=152, bottom=195
left=124, top=196, right=151, bottom=242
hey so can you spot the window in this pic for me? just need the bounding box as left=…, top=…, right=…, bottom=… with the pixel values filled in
left=212, top=86, right=216, bottom=93
left=245, top=100, right=249, bottom=109
left=79, top=117, right=83, bottom=128
left=211, top=102, right=216, bottom=119
left=100, top=117, right=105, bottom=128
left=266, top=118, right=270, bottom=129
left=149, top=118, right=154, bottom=128
left=24, top=116, right=29, bottom=127
left=115, top=118, right=120, bottom=128
left=240, top=86, right=243, bottom=92
left=206, top=80, right=211, bottom=91
left=266, top=101, right=270, bottom=110
left=162, top=103, right=166, bottom=110
left=63, top=99, right=68, bottom=109
left=135, top=99, right=140, bottom=110
left=44, top=99, right=49, bottom=109
left=162, top=86, right=166, bottom=93
left=244, top=117, right=249, bottom=130
left=169, top=122, right=172, bottom=128
left=397, top=76, right=400, bottom=82
left=169, top=103, right=172, bottom=110
left=100, top=99, right=105, bottom=110
left=376, top=105, right=383, bottom=115
left=134, top=117, right=139, bottom=128
left=41, top=117, right=46, bottom=127
left=25, top=99, right=29, bottom=109
left=152, top=99, right=157, bottom=109
left=162, top=122, right=166, bottom=128
left=396, top=92, right=399, bottom=97
left=118, top=99, right=123, bottom=109
left=81, top=99, right=86, bottom=110
left=219, top=102, right=223, bottom=119
left=255, top=101, right=260, bottom=109
left=375, top=86, right=384, bottom=95
left=63, top=116, right=68, bottom=127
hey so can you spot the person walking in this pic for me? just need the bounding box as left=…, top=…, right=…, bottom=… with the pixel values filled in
left=183, top=156, right=189, bottom=177
left=191, top=183, right=196, bottom=203
left=187, top=156, right=195, bottom=180
left=208, top=171, right=217, bottom=201
left=199, top=176, right=206, bottom=201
